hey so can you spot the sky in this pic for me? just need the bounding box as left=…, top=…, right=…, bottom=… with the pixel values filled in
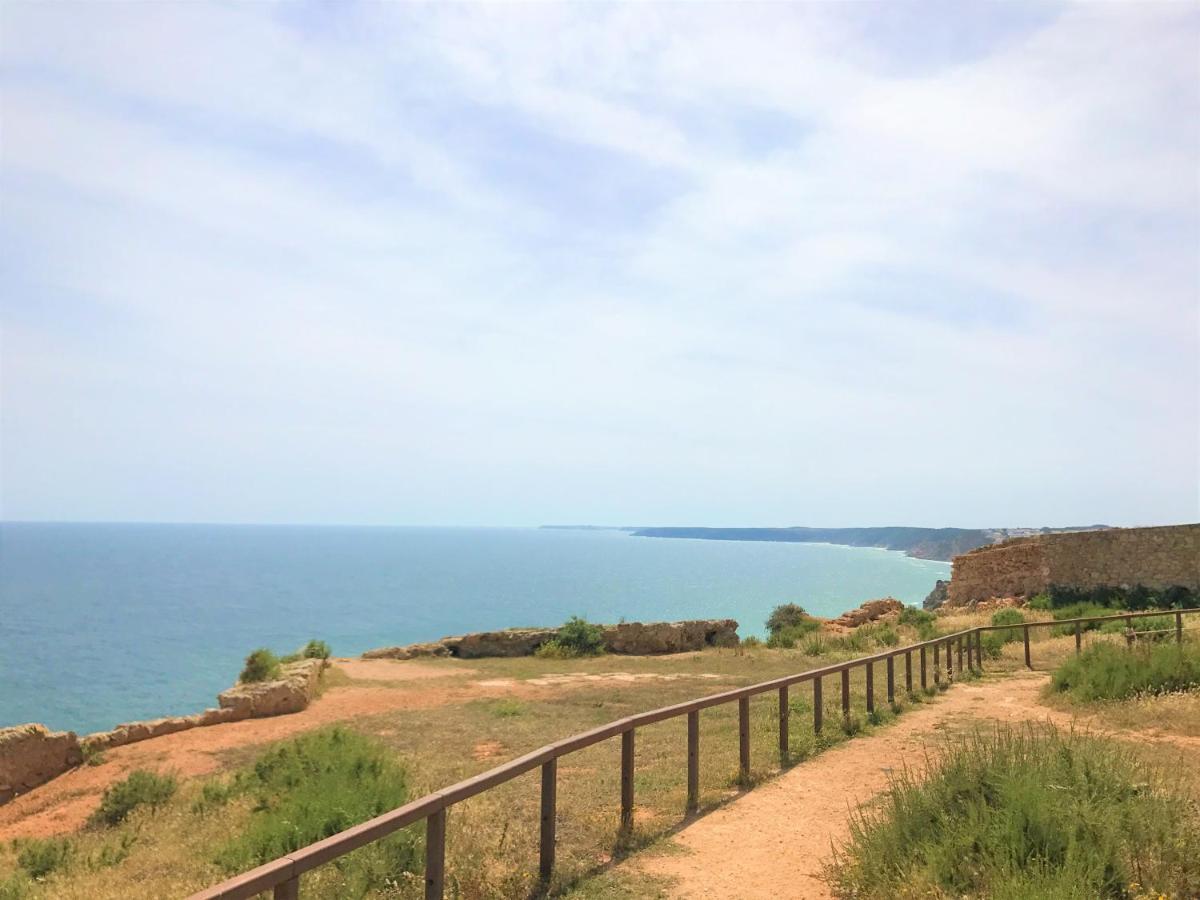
left=2, top=1, right=1198, bottom=529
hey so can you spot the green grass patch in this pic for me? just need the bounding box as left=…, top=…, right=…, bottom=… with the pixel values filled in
left=990, top=608, right=1024, bottom=643
left=214, top=726, right=420, bottom=886
left=89, top=770, right=177, bottom=827
left=1050, top=640, right=1200, bottom=702
left=14, top=838, right=71, bottom=880
left=828, top=724, right=1200, bottom=899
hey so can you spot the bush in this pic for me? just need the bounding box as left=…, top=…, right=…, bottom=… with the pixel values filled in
left=89, top=770, right=177, bottom=826
left=1045, top=583, right=1195, bottom=611
left=898, top=606, right=935, bottom=628
left=740, top=635, right=762, bottom=649
left=766, top=603, right=809, bottom=635
left=1049, top=602, right=1115, bottom=637
left=216, top=727, right=419, bottom=887
left=544, top=616, right=605, bottom=657
left=239, top=648, right=281, bottom=683
left=828, top=725, right=1200, bottom=898
left=16, top=837, right=72, bottom=879
left=301, top=639, right=331, bottom=660
left=980, top=632, right=1005, bottom=659
left=1098, top=615, right=1175, bottom=640
left=990, top=608, right=1024, bottom=643
left=1050, top=640, right=1200, bottom=702
left=802, top=634, right=828, bottom=656
left=766, top=618, right=820, bottom=649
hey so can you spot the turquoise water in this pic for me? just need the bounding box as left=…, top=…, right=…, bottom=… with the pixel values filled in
left=0, top=523, right=948, bottom=734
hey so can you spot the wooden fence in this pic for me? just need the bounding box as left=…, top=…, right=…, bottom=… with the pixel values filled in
left=189, top=607, right=1200, bottom=900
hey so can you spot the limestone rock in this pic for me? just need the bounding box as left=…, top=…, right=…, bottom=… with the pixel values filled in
left=831, top=598, right=905, bottom=629
left=923, top=580, right=949, bottom=611
left=602, top=619, right=739, bottom=654
left=0, top=724, right=82, bottom=804
left=218, top=658, right=323, bottom=719
left=445, top=629, right=557, bottom=658
left=362, top=641, right=451, bottom=660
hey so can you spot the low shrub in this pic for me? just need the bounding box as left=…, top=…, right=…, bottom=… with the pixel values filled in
left=216, top=727, right=419, bottom=888
left=1026, top=592, right=1052, bottom=610
left=989, top=608, right=1024, bottom=643
left=801, top=634, right=828, bottom=656
left=89, top=770, right=177, bottom=826
left=1098, top=614, right=1175, bottom=640
left=766, top=619, right=820, bottom=649
left=740, top=635, right=762, bottom=649
left=539, top=616, right=605, bottom=658
left=16, top=837, right=72, bottom=879
left=766, top=603, right=810, bottom=635
left=828, top=725, right=1200, bottom=898
left=1046, top=583, right=1195, bottom=611
left=978, top=632, right=1005, bottom=659
left=1049, top=602, right=1116, bottom=637
left=239, top=648, right=281, bottom=683
left=1050, top=640, right=1200, bottom=702
left=301, top=639, right=331, bottom=660
left=898, top=606, right=935, bottom=628
left=870, top=625, right=900, bottom=647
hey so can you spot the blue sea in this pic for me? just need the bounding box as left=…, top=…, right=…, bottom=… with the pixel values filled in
left=0, top=523, right=949, bottom=734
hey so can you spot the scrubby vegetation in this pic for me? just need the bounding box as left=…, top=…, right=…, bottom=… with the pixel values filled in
left=990, top=608, right=1024, bottom=643
left=280, top=639, right=332, bottom=664
left=238, top=648, right=281, bottom=683
left=535, top=616, right=606, bottom=658
left=1032, top=584, right=1195, bottom=611
left=828, top=725, right=1200, bottom=898
left=214, top=728, right=419, bottom=885
left=1050, top=639, right=1200, bottom=702
left=14, top=839, right=71, bottom=880
left=763, top=604, right=822, bottom=648
left=89, top=770, right=178, bottom=827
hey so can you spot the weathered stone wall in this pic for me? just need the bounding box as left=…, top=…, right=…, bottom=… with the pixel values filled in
left=0, top=724, right=82, bottom=804
left=947, top=524, right=1199, bottom=607
left=362, top=619, right=740, bottom=660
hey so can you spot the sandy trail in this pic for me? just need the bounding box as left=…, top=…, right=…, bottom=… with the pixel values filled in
left=635, top=673, right=1199, bottom=899
left=0, top=660, right=734, bottom=841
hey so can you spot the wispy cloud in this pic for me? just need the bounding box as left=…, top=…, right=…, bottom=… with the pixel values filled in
left=2, top=2, right=1197, bottom=527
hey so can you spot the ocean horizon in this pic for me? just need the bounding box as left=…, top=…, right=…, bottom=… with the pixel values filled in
left=0, top=522, right=949, bottom=734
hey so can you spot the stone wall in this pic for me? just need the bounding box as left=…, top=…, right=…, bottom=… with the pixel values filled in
left=363, top=619, right=740, bottom=660
left=0, top=724, right=82, bottom=804
left=946, top=524, right=1199, bottom=607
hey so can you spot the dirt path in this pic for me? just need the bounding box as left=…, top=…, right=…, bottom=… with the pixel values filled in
left=0, top=661, right=734, bottom=841
left=635, top=673, right=1198, bottom=900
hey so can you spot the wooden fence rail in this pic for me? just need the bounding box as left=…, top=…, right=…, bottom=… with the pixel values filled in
left=189, top=607, right=1200, bottom=900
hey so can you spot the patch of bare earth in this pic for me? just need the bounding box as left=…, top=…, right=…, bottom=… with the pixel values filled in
left=633, top=673, right=1200, bottom=900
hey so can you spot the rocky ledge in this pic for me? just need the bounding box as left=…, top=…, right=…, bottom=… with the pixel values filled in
left=362, top=619, right=740, bottom=660
left=1, top=659, right=326, bottom=805
left=830, top=597, right=905, bottom=629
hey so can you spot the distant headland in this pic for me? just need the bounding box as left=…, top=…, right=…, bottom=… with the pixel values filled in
left=541, top=525, right=1111, bottom=562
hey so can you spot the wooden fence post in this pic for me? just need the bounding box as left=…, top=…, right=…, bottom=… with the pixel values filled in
left=1023, top=625, right=1031, bottom=669
left=738, top=697, right=751, bottom=785
left=840, top=668, right=850, bottom=725
left=975, top=631, right=983, bottom=670
left=865, top=662, right=874, bottom=715
left=540, top=759, right=556, bottom=883
left=905, top=651, right=913, bottom=694
left=425, top=809, right=446, bottom=900
left=620, top=730, right=635, bottom=834
left=886, top=655, right=895, bottom=704
left=945, top=639, right=953, bottom=681
left=686, top=711, right=699, bottom=813
left=813, top=677, right=823, bottom=734
left=1126, top=615, right=1135, bottom=647
left=1075, top=621, right=1082, bottom=655
left=956, top=636, right=963, bottom=675
left=274, top=878, right=299, bottom=900
left=1178, top=611, right=1185, bottom=644
left=778, top=686, right=789, bottom=764
left=933, top=642, right=940, bottom=684
left=919, top=646, right=927, bottom=690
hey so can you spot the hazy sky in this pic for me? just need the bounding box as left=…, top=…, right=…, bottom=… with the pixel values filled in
left=2, top=2, right=1198, bottom=529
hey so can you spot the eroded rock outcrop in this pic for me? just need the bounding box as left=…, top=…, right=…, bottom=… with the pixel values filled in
left=217, top=658, right=324, bottom=719
left=831, top=598, right=904, bottom=629
left=923, top=580, right=949, bottom=611
left=361, top=619, right=740, bottom=660
left=0, top=724, right=82, bottom=804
